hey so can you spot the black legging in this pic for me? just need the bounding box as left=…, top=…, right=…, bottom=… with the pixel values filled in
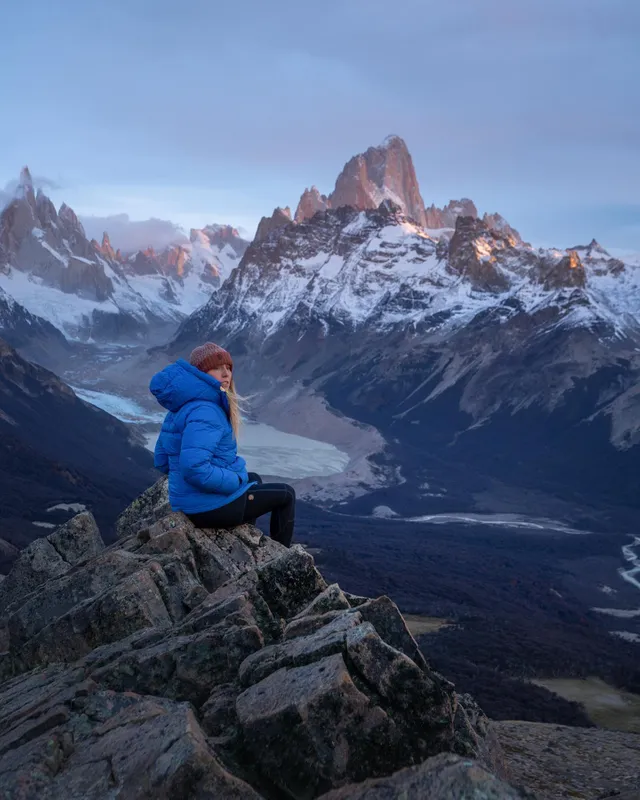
left=187, top=473, right=295, bottom=547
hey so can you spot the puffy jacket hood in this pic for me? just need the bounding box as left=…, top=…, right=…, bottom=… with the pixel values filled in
left=149, top=358, right=224, bottom=413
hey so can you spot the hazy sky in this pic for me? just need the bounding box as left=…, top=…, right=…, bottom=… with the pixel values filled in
left=1, top=0, right=638, bottom=250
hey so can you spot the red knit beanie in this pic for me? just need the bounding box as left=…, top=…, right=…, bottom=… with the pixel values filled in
left=189, top=342, right=233, bottom=374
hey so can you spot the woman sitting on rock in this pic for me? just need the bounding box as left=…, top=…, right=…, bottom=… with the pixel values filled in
left=149, top=342, right=295, bottom=547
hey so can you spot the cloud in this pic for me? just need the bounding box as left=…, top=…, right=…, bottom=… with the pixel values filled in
left=1, top=173, right=63, bottom=211
left=3, top=174, right=61, bottom=195
left=79, top=213, right=188, bottom=253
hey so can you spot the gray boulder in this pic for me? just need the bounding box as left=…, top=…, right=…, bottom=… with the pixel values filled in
left=115, top=476, right=171, bottom=540
left=0, top=512, right=103, bottom=612
left=317, top=752, right=534, bottom=799
left=0, top=664, right=261, bottom=799
left=236, top=653, right=398, bottom=798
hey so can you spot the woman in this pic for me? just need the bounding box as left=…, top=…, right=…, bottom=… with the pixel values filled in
left=149, top=342, right=295, bottom=547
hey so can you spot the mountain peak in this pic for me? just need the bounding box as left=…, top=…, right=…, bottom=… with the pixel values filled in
left=295, top=186, right=330, bottom=223
left=17, top=166, right=35, bottom=207
left=425, top=199, right=478, bottom=231
left=380, top=133, right=406, bottom=149
left=330, top=136, right=427, bottom=227
left=254, top=207, right=292, bottom=242
left=19, top=166, right=33, bottom=189
left=58, top=203, right=86, bottom=238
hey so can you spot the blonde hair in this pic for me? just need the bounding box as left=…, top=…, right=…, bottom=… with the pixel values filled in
left=225, top=377, right=246, bottom=441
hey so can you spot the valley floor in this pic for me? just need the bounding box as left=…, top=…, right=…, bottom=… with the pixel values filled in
left=48, top=342, right=640, bottom=740
left=495, top=721, right=640, bottom=800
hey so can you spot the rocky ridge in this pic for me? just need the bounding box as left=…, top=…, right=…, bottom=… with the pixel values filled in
left=289, top=136, right=514, bottom=241
left=0, top=477, right=532, bottom=799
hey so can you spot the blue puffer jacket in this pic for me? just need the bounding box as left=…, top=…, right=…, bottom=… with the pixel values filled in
left=149, top=359, right=254, bottom=514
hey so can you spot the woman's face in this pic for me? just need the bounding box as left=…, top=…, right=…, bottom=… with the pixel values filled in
left=208, top=364, right=232, bottom=390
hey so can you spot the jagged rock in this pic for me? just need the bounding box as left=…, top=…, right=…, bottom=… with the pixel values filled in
left=92, top=616, right=263, bottom=707
left=35, top=188, right=58, bottom=228
left=236, top=653, right=397, bottom=798
left=179, top=573, right=281, bottom=643
left=425, top=198, right=478, bottom=230
left=0, top=512, right=103, bottom=612
left=0, top=538, right=69, bottom=613
left=0, top=664, right=261, bottom=799
left=317, top=752, right=533, bottom=799
left=254, top=544, right=327, bottom=618
left=239, top=611, right=362, bottom=687
left=285, top=609, right=349, bottom=640
left=448, top=215, right=511, bottom=292
left=200, top=682, right=238, bottom=740
left=13, top=566, right=171, bottom=672
left=344, top=591, right=368, bottom=607
left=483, top=211, right=524, bottom=246
left=0, top=481, right=527, bottom=799
left=293, top=582, right=351, bottom=618
left=330, top=135, right=427, bottom=227
left=537, top=250, right=586, bottom=291
left=353, top=596, right=427, bottom=670
left=254, top=206, right=292, bottom=242
left=47, top=512, right=104, bottom=566
left=115, top=476, right=171, bottom=540
left=295, top=186, right=331, bottom=222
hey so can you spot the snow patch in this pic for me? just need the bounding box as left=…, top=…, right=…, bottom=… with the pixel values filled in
left=71, top=387, right=165, bottom=424
left=611, top=631, right=640, bottom=643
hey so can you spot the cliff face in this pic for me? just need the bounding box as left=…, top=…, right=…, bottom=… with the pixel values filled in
left=0, top=477, right=524, bottom=799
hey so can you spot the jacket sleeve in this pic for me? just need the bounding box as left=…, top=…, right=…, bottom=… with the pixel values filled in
left=153, top=434, right=170, bottom=474
left=179, top=407, right=241, bottom=495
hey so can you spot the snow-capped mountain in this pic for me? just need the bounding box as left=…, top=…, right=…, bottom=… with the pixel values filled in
left=117, top=224, right=248, bottom=316
left=178, top=202, right=634, bottom=344
left=0, top=169, right=248, bottom=342
left=171, top=136, right=640, bottom=519
left=294, top=135, right=427, bottom=227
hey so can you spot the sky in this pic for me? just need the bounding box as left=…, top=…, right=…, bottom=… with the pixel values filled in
left=0, top=0, right=638, bottom=251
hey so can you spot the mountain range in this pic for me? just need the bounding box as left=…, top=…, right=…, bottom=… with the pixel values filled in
left=168, top=136, right=640, bottom=525
left=1, top=136, right=640, bottom=743
left=3, top=134, right=640, bottom=530
left=0, top=169, right=249, bottom=346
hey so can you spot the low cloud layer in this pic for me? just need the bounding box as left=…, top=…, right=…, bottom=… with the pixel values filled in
left=80, top=214, right=188, bottom=253
left=0, top=174, right=62, bottom=211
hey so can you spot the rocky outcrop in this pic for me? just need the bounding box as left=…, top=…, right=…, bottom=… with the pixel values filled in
left=482, top=212, right=524, bottom=246
left=0, top=477, right=524, bottom=798
left=318, top=753, right=532, bottom=799
left=197, top=224, right=250, bottom=258
left=570, top=239, right=625, bottom=277
left=329, top=135, right=427, bottom=227
left=254, top=206, right=293, bottom=242
left=0, top=512, right=103, bottom=612
left=537, top=250, right=586, bottom=291
left=447, top=215, right=512, bottom=292
left=424, top=198, right=478, bottom=230
left=295, top=186, right=331, bottom=222
left=93, top=232, right=117, bottom=260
